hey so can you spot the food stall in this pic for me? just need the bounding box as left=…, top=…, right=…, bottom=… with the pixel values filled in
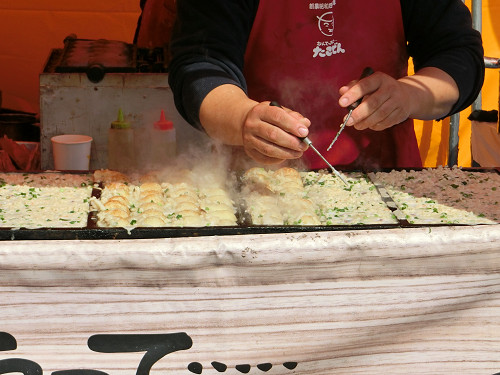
left=0, top=5, right=499, bottom=375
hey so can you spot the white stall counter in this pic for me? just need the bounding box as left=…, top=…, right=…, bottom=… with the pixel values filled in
left=1, top=225, right=499, bottom=375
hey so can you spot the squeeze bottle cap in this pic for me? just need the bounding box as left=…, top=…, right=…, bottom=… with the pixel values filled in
left=154, top=110, right=174, bottom=130
left=111, top=108, right=131, bottom=129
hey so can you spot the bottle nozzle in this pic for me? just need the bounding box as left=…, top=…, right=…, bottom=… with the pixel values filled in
left=111, top=108, right=131, bottom=129
left=117, top=108, right=124, bottom=122
left=154, top=110, right=174, bottom=130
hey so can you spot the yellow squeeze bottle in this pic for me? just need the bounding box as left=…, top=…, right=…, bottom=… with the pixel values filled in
left=108, top=108, right=135, bottom=172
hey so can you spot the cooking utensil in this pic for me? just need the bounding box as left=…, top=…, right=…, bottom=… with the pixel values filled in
left=327, top=67, right=374, bottom=151
left=269, top=101, right=347, bottom=185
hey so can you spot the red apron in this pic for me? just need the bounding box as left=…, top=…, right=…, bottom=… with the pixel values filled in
left=244, top=0, right=422, bottom=169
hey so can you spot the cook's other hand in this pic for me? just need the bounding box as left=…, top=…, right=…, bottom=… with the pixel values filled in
left=199, top=84, right=310, bottom=164
left=338, top=67, right=459, bottom=131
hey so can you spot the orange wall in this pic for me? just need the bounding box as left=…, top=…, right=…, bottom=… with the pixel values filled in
left=414, top=0, right=500, bottom=167
left=0, top=1, right=498, bottom=167
left=0, top=0, right=140, bottom=112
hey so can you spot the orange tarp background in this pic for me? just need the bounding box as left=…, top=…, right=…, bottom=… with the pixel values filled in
left=0, top=0, right=499, bottom=167
left=414, top=0, right=499, bottom=167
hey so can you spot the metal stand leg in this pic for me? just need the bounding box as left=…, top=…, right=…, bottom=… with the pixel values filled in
left=448, top=113, right=460, bottom=167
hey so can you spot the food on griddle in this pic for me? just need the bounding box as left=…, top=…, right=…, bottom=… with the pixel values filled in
left=93, top=169, right=130, bottom=184
left=242, top=167, right=321, bottom=225
left=241, top=167, right=397, bottom=226
left=0, top=165, right=497, bottom=231
left=0, top=172, right=93, bottom=228
left=244, top=193, right=283, bottom=225
left=370, top=166, right=500, bottom=224
left=301, top=171, right=397, bottom=225
left=0, top=172, right=93, bottom=187
left=94, top=171, right=237, bottom=227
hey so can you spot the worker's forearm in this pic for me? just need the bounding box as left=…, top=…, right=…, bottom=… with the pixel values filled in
left=399, top=67, right=460, bottom=120
left=199, top=84, right=257, bottom=146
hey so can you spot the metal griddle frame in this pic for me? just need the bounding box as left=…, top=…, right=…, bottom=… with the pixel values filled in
left=43, top=36, right=170, bottom=84
left=0, top=168, right=498, bottom=240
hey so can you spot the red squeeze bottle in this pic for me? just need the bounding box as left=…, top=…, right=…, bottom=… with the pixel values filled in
left=151, top=110, right=176, bottom=166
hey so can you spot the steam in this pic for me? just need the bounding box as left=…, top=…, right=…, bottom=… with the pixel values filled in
left=276, top=75, right=341, bottom=127
left=120, top=131, right=316, bottom=203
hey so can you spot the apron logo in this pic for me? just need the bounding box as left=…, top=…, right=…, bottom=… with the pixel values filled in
left=317, top=12, right=334, bottom=36
left=312, top=8, right=344, bottom=58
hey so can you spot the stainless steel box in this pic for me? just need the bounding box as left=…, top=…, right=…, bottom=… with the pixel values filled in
left=39, top=71, right=209, bottom=170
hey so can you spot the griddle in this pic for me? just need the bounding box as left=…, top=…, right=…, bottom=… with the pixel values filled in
left=0, top=168, right=497, bottom=241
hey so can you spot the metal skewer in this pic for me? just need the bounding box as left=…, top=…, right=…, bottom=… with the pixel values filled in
left=269, top=101, right=348, bottom=185
left=327, top=67, right=374, bottom=151
left=301, top=137, right=348, bottom=185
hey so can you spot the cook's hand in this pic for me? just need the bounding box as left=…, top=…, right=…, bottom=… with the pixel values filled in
left=242, top=101, right=311, bottom=164
left=338, top=70, right=412, bottom=131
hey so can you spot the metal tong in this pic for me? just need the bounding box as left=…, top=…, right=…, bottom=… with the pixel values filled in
left=269, top=101, right=348, bottom=185
left=327, top=67, right=374, bottom=151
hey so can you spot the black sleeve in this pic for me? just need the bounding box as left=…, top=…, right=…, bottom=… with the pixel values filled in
left=168, top=0, right=259, bottom=129
left=401, top=0, right=485, bottom=117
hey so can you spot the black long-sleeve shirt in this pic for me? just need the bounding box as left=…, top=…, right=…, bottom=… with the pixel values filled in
left=168, top=0, right=484, bottom=130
